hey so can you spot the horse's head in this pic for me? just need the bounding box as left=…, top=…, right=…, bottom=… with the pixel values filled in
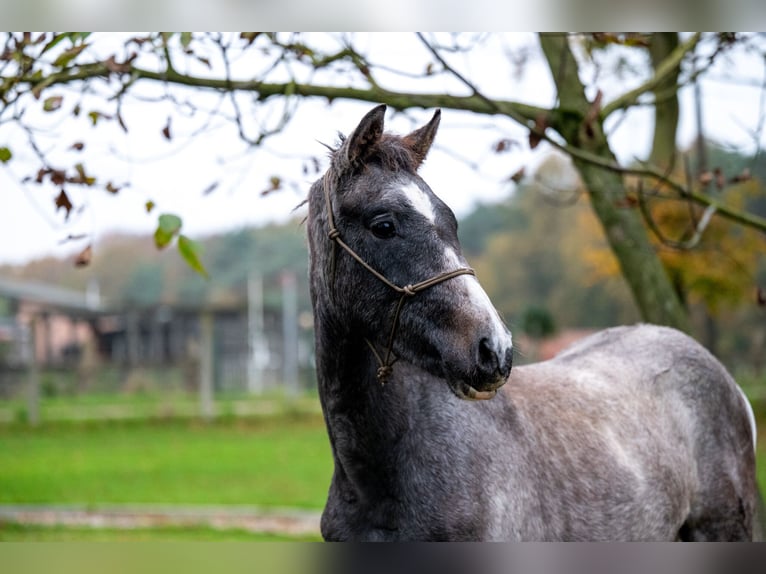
left=309, top=105, right=513, bottom=400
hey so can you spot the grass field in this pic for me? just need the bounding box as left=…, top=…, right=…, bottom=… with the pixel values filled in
left=0, top=523, right=322, bottom=541
left=0, top=389, right=322, bottom=424
left=0, top=414, right=332, bottom=508
left=2, top=393, right=766, bottom=541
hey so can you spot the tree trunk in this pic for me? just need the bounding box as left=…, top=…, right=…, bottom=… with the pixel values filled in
left=538, top=34, right=691, bottom=332
left=648, top=33, right=681, bottom=169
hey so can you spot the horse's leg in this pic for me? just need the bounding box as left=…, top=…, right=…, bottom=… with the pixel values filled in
left=678, top=509, right=751, bottom=541
left=678, top=479, right=754, bottom=541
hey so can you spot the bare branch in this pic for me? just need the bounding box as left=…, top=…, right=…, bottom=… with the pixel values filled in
left=601, top=33, right=702, bottom=119
left=637, top=179, right=719, bottom=250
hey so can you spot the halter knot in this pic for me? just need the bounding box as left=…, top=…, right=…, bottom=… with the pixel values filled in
left=402, top=285, right=416, bottom=297
left=376, top=365, right=393, bottom=384
left=328, top=229, right=340, bottom=240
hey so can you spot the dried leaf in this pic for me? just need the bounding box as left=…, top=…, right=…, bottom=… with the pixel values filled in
left=494, top=138, right=518, bottom=153
left=55, top=190, right=73, bottom=219
left=509, top=167, right=526, bottom=184
left=88, top=110, right=111, bottom=126
left=105, top=182, right=120, bottom=194
left=53, top=44, right=88, bottom=67
left=261, top=176, right=282, bottom=196
left=58, top=233, right=88, bottom=244
left=729, top=168, right=752, bottom=184
left=70, top=142, right=85, bottom=151
left=145, top=200, right=156, bottom=213
left=240, top=32, right=261, bottom=46
left=178, top=234, right=208, bottom=278
left=714, top=167, right=725, bottom=191
left=70, top=163, right=96, bottom=186
left=43, top=95, right=63, bottom=112
left=74, top=244, right=92, bottom=267
left=162, top=117, right=172, bottom=140
left=103, top=54, right=132, bottom=73
left=202, top=181, right=219, bottom=196
left=529, top=114, right=548, bottom=150
left=50, top=169, right=66, bottom=186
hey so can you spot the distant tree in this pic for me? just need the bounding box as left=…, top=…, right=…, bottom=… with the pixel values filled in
left=471, top=172, right=639, bottom=329
left=122, top=262, right=164, bottom=305
left=520, top=306, right=556, bottom=339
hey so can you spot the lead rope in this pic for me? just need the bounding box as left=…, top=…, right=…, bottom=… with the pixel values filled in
left=323, top=176, right=475, bottom=383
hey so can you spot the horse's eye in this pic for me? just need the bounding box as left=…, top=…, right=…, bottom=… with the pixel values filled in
left=370, top=219, right=396, bottom=239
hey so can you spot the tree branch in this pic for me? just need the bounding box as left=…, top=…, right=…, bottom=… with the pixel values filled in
left=601, top=33, right=702, bottom=119
left=12, top=39, right=766, bottom=238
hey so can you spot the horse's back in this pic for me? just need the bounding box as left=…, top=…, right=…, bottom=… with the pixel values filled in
left=503, top=324, right=757, bottom=540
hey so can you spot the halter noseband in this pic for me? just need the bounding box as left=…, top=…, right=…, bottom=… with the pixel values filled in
left=322, top=174, right=476, bottom=384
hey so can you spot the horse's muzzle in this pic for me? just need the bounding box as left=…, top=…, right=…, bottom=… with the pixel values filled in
left=474, top=337, right=513, bottom=384
left=450, top=340, right=512, bottom=401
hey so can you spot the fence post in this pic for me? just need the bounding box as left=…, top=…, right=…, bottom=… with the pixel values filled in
left=281, top=271, right=299, bottom=396
left=24, top=316, right=40, bottom=426
left=247, top=271, right=265, bottom=394
left=199, top=310, right=215, bottom=421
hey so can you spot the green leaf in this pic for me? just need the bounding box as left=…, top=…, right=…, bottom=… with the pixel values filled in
left=178, top=235, right=208, bottom=277
left=0, top=147, right=11, bottom=163
left=41, top=33, right=70, bottom=55
left=154, top=213, right=183, bottom=249
left=52, top=43, right=88, bottom=67
left=180, top=32, right=192, bottom=49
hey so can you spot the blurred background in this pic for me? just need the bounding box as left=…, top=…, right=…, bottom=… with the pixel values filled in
left=1, top=31, right=765, bottom=541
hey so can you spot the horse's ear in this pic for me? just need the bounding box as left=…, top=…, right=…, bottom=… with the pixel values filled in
left=403, top=109, right=441, bottom=169
left=340, top=104, right=386, bottom=171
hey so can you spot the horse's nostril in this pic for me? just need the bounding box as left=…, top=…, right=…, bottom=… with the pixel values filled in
left=504, top=347, right=514, bottom=376
left=477, top=338, right=513, bottom=379
left=478, top=337, right=499, bottom=373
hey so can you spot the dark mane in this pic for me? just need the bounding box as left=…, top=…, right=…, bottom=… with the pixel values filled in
left=332, top=133, right=419, bottom=175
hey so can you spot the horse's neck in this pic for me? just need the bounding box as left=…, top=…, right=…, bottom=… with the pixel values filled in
left=314, top=318, right=447, bottom=494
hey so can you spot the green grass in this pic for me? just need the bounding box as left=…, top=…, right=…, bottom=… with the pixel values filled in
left=2, top=397, right=765, bottom=541
left=0, top=387, right=321, bottom=424
left=0, top=414, right=332, bottom=509
left=0, top=522, right=322, bottom=541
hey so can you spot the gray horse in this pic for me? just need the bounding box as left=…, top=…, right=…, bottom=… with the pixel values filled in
left=306, top=104, right=759, bottom=541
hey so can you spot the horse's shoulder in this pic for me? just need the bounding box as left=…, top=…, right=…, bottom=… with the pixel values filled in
left=552, top=324, right=697, bottom=361
left=505, top=324, right=712, bottom=401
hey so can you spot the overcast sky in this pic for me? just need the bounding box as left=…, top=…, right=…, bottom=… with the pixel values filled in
left=1, top=32, right=765, bottom=266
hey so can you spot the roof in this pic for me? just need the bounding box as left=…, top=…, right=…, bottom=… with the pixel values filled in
left=0, top=277, right=104, bottom=315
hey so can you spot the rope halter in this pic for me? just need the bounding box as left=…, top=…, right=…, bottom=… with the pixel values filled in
left=322, top=175, right=475, bottom=384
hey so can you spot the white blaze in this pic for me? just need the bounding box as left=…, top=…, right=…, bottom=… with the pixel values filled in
left=400, top=182, right=436, bottom=224
left=444, top=247, right=512, bottom=348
